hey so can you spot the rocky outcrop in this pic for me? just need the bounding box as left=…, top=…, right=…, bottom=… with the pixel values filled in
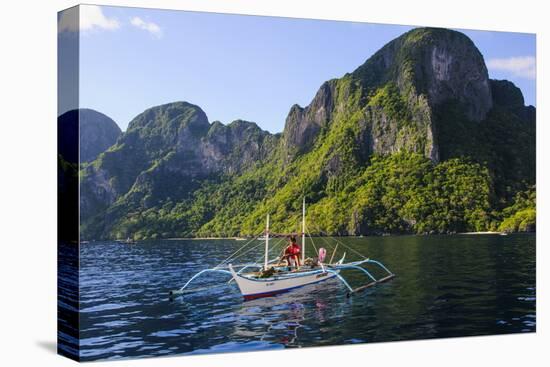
left=402, top=29, right=492, bottom=122
left=203, top=119, right=276, bottom=173
left=360, top=28, right=492, bottom=162
left=355, top=28, right=493, bottom=121
left=281, top=28, right=493, bottom=163
left=78, top=109, right=121, bottom=162
left=58, top=108, right=121, bottom=164
left=80, top=102, right=275, bottom=219
left=360, top=97, right=436, bottom=160
left=79, top=167, right=118, bottom=221
left=490, top=79, right=536, bottom=122
left=281, top=80, right=336, bottom=160
left=491, top=79, right=525, bottom=109
left=59, top=108, right=122, bottom=224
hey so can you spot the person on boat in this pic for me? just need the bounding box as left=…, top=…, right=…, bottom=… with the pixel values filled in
left=283, top=236, right=301, bottom=268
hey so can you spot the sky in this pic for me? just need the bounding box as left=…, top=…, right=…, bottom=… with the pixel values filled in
left=58, top=5, right=536, bottom=133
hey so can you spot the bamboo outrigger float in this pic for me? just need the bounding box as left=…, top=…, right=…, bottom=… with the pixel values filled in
left=170, top=199, right=395, bottom=300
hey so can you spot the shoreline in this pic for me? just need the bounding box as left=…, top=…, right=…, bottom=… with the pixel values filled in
left=458, top=231, right=503, bottom=235
left=164, top=231, right=512, bottom=240
left=80, top=231, right=535, bottom=242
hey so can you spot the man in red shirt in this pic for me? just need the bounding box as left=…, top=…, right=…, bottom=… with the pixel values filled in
left=283, top=236, right=301, bottom=269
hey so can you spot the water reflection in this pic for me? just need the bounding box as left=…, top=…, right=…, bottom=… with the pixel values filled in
left=232, top=283, right=336, bottom=347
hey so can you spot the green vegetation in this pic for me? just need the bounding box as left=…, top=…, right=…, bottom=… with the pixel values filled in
left=85, top=148, right=531, bottom=239
left=498, top=186, right=536, bottom=233
left=80, top=80, right=535, bottom=239
left=434, top=100, right=536, bottom=205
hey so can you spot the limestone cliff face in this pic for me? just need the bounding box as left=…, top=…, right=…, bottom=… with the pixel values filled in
left=79, top=166, right=118, bottom=221
left=281, top=28, right=494, bottom=164
left=80, top=102, right=274, bottom=219
left=58, top=108, right=121, bottom=164
left=490, top=79, right=536, bottom=122
left=396, top=29, right=493, bottom=122
left=59, top=108, right=121, bottom=223
left=79, top=109, right=122, bottom=162
left=203, top=119, right=277, bottom=174
left=281, top=81, right=336, bottom=159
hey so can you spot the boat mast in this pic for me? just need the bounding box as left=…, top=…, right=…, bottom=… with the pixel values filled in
left=264, top=214, right=270, bottom=269
left=302, top=197, right=306, bottom=264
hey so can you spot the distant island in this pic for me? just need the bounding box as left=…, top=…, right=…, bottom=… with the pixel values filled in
left=59, top=28, right=535, bottom=240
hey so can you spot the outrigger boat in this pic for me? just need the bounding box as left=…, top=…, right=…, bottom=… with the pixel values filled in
left=170, top=199, right=395, bottom=300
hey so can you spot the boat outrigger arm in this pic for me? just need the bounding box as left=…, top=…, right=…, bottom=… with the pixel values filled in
left=169, top=199, right=395, bottom=300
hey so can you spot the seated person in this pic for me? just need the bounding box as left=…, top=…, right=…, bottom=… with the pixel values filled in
left=282, top=236, right=301, bottom=269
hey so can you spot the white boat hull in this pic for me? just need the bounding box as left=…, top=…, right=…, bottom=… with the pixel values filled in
left=229, top=266, right=338, bottom=300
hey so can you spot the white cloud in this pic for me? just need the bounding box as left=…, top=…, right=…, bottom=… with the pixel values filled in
left=130, top=17, right=162, bottom=38
left=58, top=5, right=120, bottom=33
left=58, top=6, right=163, bottom=39
left=487, top=56, right=536, bottom=80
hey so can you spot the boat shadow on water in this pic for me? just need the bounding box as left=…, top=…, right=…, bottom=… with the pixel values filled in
left=234, top=281, right=347, bottom=347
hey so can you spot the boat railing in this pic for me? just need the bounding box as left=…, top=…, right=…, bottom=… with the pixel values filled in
left=329, top=259, right=395, bottom=296
left=169, top=268, right=233, bottom=297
